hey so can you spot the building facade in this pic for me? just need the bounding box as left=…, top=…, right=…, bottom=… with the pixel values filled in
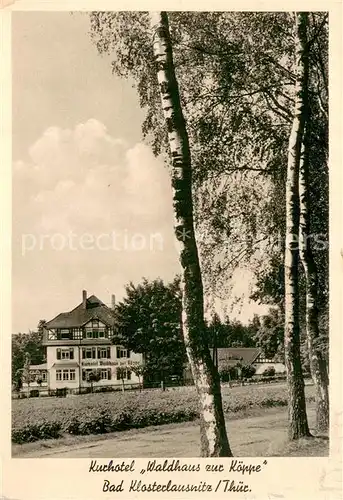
left=29, top=291, right=143, bottom=394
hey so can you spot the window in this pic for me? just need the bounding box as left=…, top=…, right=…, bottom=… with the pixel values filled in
left=83, top=326, right=107, bottom=339
left=116, top=368, right=131, bottom=380
left=60, top=329, right=71, bottom=340
left=73, top=328, right=82, bottom=340
left=56, top=369, right=75, bottom=382
left=57, top=348, right=74, bottom=360
left=41, top=372, right=47, bottom=381
left=116, top=347, right=130, bottom=359
left=82, top=347, right=97, bottom=359
left=82, top=369, right=111, bottom=381
left=86, top=329, right=94, bottom=339
left=98, top=328, right=106, bottom=338
left=98, top=347, right=111, bottom=359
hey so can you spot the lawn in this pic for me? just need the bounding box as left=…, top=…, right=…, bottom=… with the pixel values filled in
left=12, top=382, right=316, bottom=444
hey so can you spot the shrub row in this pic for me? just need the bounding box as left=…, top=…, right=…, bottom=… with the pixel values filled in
left=12, top=422, right=61, bottom=444
left=12, top=408, right=198, bottom=443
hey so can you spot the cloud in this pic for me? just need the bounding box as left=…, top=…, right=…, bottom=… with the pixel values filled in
left=13, top=120, right=179, bottom=331
left=13, top=119, right=174, bottom=234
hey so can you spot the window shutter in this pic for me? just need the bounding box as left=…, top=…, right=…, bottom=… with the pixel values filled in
left=108, top=369, right=112, bottom=380
left=107, top=347, right=111, bottom=359
left=70, top=348, right=74, bottom=360
left=97, top=348, right=100, bottom=359
left=82, top=348, right=85, bottom=359
left=127, top=350, right=131, bottom=359
left=92, top=347, right=96, bottom=359
left=116, top=347, right=120, bottom=359
left=116, top=368, right=120, bottom=380
left=57, top=348, right=61, bottom=360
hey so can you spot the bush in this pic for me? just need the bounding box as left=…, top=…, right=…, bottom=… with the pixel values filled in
left=12, top=422, right=61, bottom=444
left=30, top=390, right=40, bottom=398
left=219, top=366, right=239, bottom=382
left=56, top=388, right=67, bottom=398
left=241, top=365, right=256, bottom=379
left=262, top=366, right=276, bottom=377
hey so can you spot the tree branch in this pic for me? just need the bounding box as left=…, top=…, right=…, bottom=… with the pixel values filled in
left=308, top=13, right=328, bottom=50
left=263, top=94, right=292, bottom=123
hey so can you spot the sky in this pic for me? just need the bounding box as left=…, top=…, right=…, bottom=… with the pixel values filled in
left=12, top=11, right=268, bottom=333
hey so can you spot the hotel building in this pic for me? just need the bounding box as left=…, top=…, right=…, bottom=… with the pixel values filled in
left=26, top=291, right=143, bottom=394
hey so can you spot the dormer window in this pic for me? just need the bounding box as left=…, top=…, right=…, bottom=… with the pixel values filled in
left=57, top=329, right=72, bottom=340
left=84, top=324, right=107, bottom=339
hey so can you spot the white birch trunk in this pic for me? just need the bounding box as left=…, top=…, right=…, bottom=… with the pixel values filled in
left=150, top=11, right=232, bottom=456
left=284, top=12, right=311, bottom=439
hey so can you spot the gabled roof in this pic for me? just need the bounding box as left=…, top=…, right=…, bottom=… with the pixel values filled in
left=213, top=347, right=262, bottom=367
left=45, top=295, right=117, bottom=329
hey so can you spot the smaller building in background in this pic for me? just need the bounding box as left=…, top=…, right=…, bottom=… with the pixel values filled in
left=215, top=347, right=286, bottom=375
left=184, top=347, right=286, bottom=384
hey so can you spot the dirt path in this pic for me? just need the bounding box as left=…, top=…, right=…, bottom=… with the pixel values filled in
left=15, top=405, right=326, bottom=458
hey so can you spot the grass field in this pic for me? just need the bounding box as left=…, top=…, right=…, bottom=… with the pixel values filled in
left=12, top=382, right=316, bottom=444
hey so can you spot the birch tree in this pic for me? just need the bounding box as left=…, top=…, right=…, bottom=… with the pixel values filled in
left=149, top=11, right=231, bottom=456
left=284, top=12, right=311, bottom=439
left=299, top=124, right=329, bottom=432
left=89, top=11, right=232, bottom=456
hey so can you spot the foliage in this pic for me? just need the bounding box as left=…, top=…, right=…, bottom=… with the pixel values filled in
left=219, top=363, right=255, bottom=382
left=29, top=390, right=40, bottom=398
left=219, top=366, right=236, bottom=382
left=12, top=321, right=46, bottom=384
left=88, top=371, right=101, bottom=383
left=22, top=352, right=32, bottom=387
left=252, top=307, right=284, bottom=359
left=12, top=384, right=316, bottom=443
left=12, top=422, right=61, bottom=444
left=113, top=277, right=187, bottom=384
left=241, top=364, right=256, bottom=379
left=206, top=312, right=258, bottom=348
left=262, top=366, right=276, bottom=377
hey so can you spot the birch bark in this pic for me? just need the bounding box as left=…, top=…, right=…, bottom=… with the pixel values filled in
left=284, top=12, right=311, bottom=439
left=150, top=11, right=232, bottom=456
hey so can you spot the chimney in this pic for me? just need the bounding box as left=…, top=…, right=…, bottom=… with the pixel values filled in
left=111, top=294, right=116, bottom=310
left=82, top=290, right=87, bottom=309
